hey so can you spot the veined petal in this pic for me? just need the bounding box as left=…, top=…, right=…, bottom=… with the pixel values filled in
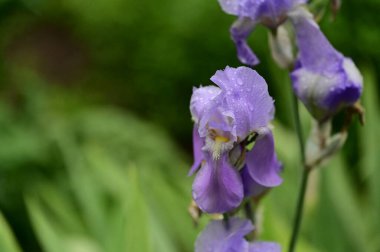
left=211, top=66, right=275, bottom=138
left=230, top=17, right=259, bottom=66
left=189, top=126, right=204, bottom=176
left=249, top=242, right=281, bottom=252
left=192, top=153, right=244, bottom=213
left=246, top=130, right=282, bottom=187
left=195, top=217, right=253, bottom=252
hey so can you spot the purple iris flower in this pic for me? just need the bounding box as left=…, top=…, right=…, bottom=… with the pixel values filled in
left=218, top=0, right=307, bottom=65
left=190, top=66, right=282, bottom=213
left=289, top=8, right=363, bottom=121
left=195, top=217, right=281, bottom=252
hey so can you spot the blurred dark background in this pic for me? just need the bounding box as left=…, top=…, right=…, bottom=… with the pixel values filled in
left=0, top=0, right=379, bottom=251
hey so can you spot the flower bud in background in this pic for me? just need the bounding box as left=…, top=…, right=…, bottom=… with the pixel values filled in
left=218, top=0, right=307, bottom=65
left=268, top=25, right=294, bottom=69
left=289, top=7, right=363, bottom=122
left=195, top=217, right=281, bottom=252
left=189, top=66, right=282, bottom=214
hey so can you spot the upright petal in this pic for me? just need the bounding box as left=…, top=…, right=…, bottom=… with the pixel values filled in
left=189, top=126, right=204, bottom=176
left=230, top=17, right=259, bottom=66
left=195, top=217, right=253, bottom=252
left=246, top=130, right=282, bottom=187
left=249, top=242, right=281, bottom=252
left=192, top=153, right=244, bottom=213
left=289, top=7, right=363, bottom=121
left=211, top=66, right=275, bottom=138
left=219, top=0, right=305, bottom=22
left=255, top=0, right=293, bottom=27
left=289, top=7, right=342, bottom=73
left=218, top=0, right=240, bottom=15
left=191, top=86, right=222, bottom=124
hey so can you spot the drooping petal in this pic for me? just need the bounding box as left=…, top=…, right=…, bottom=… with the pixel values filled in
left=195, top=217, right=253, bottom=252
left=289, top=7, right=363, bottom=121
left=192, top=153, right=244, bottom=213
left=241, top=166, right=268, bottom=197
left=249, top=242, right=281, bottom=252
left=189, top=126, right=204, bottom=176
left=230, top=17, right=259, bottom=66
left=323, top=58, right=363, bottom=109
left=190, top=86, right=222, bottom=124
left=246, top=130, right=282, bottom=187
left=211, top=66, right=275, bottom=138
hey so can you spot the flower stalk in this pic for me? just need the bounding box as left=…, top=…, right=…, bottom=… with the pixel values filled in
left=288, top=94, right=310, bottom=252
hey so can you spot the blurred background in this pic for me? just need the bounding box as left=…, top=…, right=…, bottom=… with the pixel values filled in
left=0, top=0, right=379, bottom=251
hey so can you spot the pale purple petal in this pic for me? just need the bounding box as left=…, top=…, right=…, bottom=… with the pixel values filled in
left=219, top=0, right=306, bottom=24
left=189, top=126, right=204, bottom=176
left=289, top=8, right=342, bottom=73
left=211, top=66, right=275, bottom=138
left=195, top=217, right=253, bottom=252
left=255, top=0, right=293, bottom=27
left=241, top=166, right=268, bottom=197
left=230, top=17, right=259, bottom=66
left=218, top=0, right=240, bottom=15
left=192, top=153, right=244, bottom=213
left=246, top=130, right=282, bottom=187
left=249, top=242, right=281, bottom=252
left=289, top=7, right=363, bottom=120
left=191, top=86, right=222, bottom=124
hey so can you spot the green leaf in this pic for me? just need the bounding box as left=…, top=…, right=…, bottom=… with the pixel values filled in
left=360, top=67, right=380, bottom=250
left=0, top=212, right=22, bottom=252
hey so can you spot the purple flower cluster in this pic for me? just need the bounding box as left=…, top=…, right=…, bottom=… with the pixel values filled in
left=189, top=1, right=364, bottom=252
left=218, top=1, right=363, bottom=121
left=190, top=66, right=282, bottom=214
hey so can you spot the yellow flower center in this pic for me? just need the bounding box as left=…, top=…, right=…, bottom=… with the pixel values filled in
left=215, top=136, right=229, bottom=143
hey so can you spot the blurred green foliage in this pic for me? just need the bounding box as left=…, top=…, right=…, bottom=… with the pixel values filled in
left=0, top=0, right=379, bottom=251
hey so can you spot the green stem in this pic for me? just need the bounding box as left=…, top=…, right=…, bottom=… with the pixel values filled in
left=292, top=94, right=306, bottom=164
left=244, top=201, right=255, bottom=224
left=288, top=94, right=310, bottom=252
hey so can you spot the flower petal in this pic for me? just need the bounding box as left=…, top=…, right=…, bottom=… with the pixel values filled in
left=230, top=17, right=259, bottom=66
left=246, top=130, right=282, bottom=187
left=191, top=86, right=222, bottom=124
left=289, top=7, right=342, bottom=73
left=218, top=0, right=240, bottom=15
left=195, top=217, right=253, bottom=252
left=289, top=7, right=363, bottom=120
left=189, top=126, right=204, bottom=176
left=192, top=153, right=244, bottom=213
left=211, top=66, right=275, bottom=138
left=241, top=166, right=268, bottom=197
left=249, top=242, right=281, bottom=252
